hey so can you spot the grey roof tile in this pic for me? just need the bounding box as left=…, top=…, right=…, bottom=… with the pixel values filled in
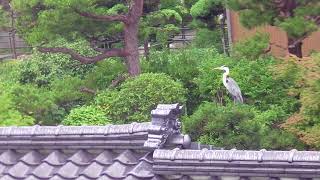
left=0, top=150, right=22, bottom=165
left=67, top=150, right=94, bottom=165
left=54, top=161, right=83, bottom=179
left=7, top=161, right=33, bottom=178
left=31, top=162, right=56, bottom=179
left=127, top=160, right=153, bottom=178
left=92, top=150, right=114, bottom=165
left=80, top=162, right=105, bottom=179
left=42, top=150, right=68, bottom=166
left=20, top=150, right=44, bottom=165
left=114, top=150, right=139, bottom=165
left=102, top=161, right=135, bottom=179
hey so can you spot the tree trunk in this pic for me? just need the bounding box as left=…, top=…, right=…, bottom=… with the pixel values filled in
left=288, top=37, right=303, bottom=58
left=123, top=0, right=143, bottom=76
left=11, top=11, right=17, bottom=59
left=124, top=22, right=141, bottom=76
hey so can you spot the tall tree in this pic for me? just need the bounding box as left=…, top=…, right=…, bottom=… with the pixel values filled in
left=227, top=0, right=320, bottom=58
left=190, top=0, right=224, bottom=30
left=6, top=0, right=185, bottom=76
left=9, top=0, right=144, bottom=76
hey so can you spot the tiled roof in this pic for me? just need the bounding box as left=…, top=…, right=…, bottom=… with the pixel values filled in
left=0, top=123, right=157, bottom=150
left=1, top=104, right=320, bottom=179
left=0, top=104, right=187, bottom=180
left=0, top=123, right=161, bottom=180
left=153, top=149, right=320, bottom=178
left=0, top=149, right=157, bottom=180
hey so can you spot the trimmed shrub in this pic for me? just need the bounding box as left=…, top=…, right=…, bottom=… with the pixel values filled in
left=19, top=39, right=95, bottom=87
left=184, top=102, right=305, bottom=150
left=95, top=73, right=186, bottom=123
left=63, top=106, right=110, bottom=126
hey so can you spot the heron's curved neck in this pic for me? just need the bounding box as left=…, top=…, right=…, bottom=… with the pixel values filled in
left=223, top=69, right=229, bottom=78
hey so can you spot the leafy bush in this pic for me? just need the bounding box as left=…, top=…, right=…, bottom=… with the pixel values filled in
left=142, top=48, right=218, bottom=113
left=62, top=106, right=110, bottom=126
left=184, top=102, right=304, bottom=150
left=9, top=84, right=63, bottom=125
left=191, top=28, right=223, bottom=52
left=0, top=60, right=21, bottom=84
left=50, top=75, right=87, bottom=105
left=19, top=39, right=95, bottom=87
left=184, top=102, right=261, bottom=149
left=0, top=83, right=35, bottom=126
left=95, top=73, right=186, bottom=123
left=83, top=59, right=126, bottom=90
left=195, top=54, right=299, bottom=113
left=232, top=33, right=270, bottom=60
left=281, top=54, right=320, bottom=148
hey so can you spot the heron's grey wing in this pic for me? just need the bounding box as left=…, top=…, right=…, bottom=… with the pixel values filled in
left=226, top=77, right=243, bottom=103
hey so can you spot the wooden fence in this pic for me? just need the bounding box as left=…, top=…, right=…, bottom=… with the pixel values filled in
left=0, top=31, right=30, bottom=60
left=229, top=11, right=320, bottom=57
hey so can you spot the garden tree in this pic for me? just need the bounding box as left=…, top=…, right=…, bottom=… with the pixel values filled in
left=94, top=73, right=186, bottom=123
left=280, top=53, right=320, bottom=148
left=227, top=0, right=320, bottom=58
left=190, top=0, right=224, bottom=30
left=186, top=0, right=225, bottom=52
left=8, top=0, right=186, bottom=76
left=10, top=0, right=144, bottom=76
left=140, top=0, right=185, bottom=57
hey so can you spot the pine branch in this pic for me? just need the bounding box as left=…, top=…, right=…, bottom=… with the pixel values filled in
left=74, top=9, right=128, bottom=23
left=38, top=47, right=128, bottom=64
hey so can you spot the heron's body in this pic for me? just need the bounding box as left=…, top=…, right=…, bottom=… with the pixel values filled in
left=216, top=66, right=243, bottom=103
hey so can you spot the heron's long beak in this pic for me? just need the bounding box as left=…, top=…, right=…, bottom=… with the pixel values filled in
left=214, top=67, right=222, bottom=70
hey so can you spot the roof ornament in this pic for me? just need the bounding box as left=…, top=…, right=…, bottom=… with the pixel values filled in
left=144, top=104, right=191, bottom=149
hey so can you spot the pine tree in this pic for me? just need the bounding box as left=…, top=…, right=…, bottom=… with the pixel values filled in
left=227, top=0, right=320, bottom=58
left=5, top=0, right=184, bottom=76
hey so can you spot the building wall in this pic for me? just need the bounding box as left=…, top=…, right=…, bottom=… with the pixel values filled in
left=229, top=11, right=320, bottom=57
left=0, top=31, right=28, bottom=49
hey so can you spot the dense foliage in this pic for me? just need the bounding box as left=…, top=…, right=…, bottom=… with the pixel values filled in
left=95, top=73, right=186, bottom=123
left=63, top=106, right=111, bottom=126
left=183, top=102, right=304, bottom=150
left=280, top=53, right=320, bottom=148
left=0, top=0, right=319, bottom=151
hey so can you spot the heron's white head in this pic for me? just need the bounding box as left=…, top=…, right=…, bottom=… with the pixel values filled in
left=214, top=65, right=229, bottom=74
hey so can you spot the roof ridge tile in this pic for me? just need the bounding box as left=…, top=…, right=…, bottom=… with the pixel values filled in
left=0, top=122, right=152, bottom=137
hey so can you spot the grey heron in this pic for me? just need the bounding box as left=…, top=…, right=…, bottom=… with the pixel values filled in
left=214, top=65, right=244, bottom=104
